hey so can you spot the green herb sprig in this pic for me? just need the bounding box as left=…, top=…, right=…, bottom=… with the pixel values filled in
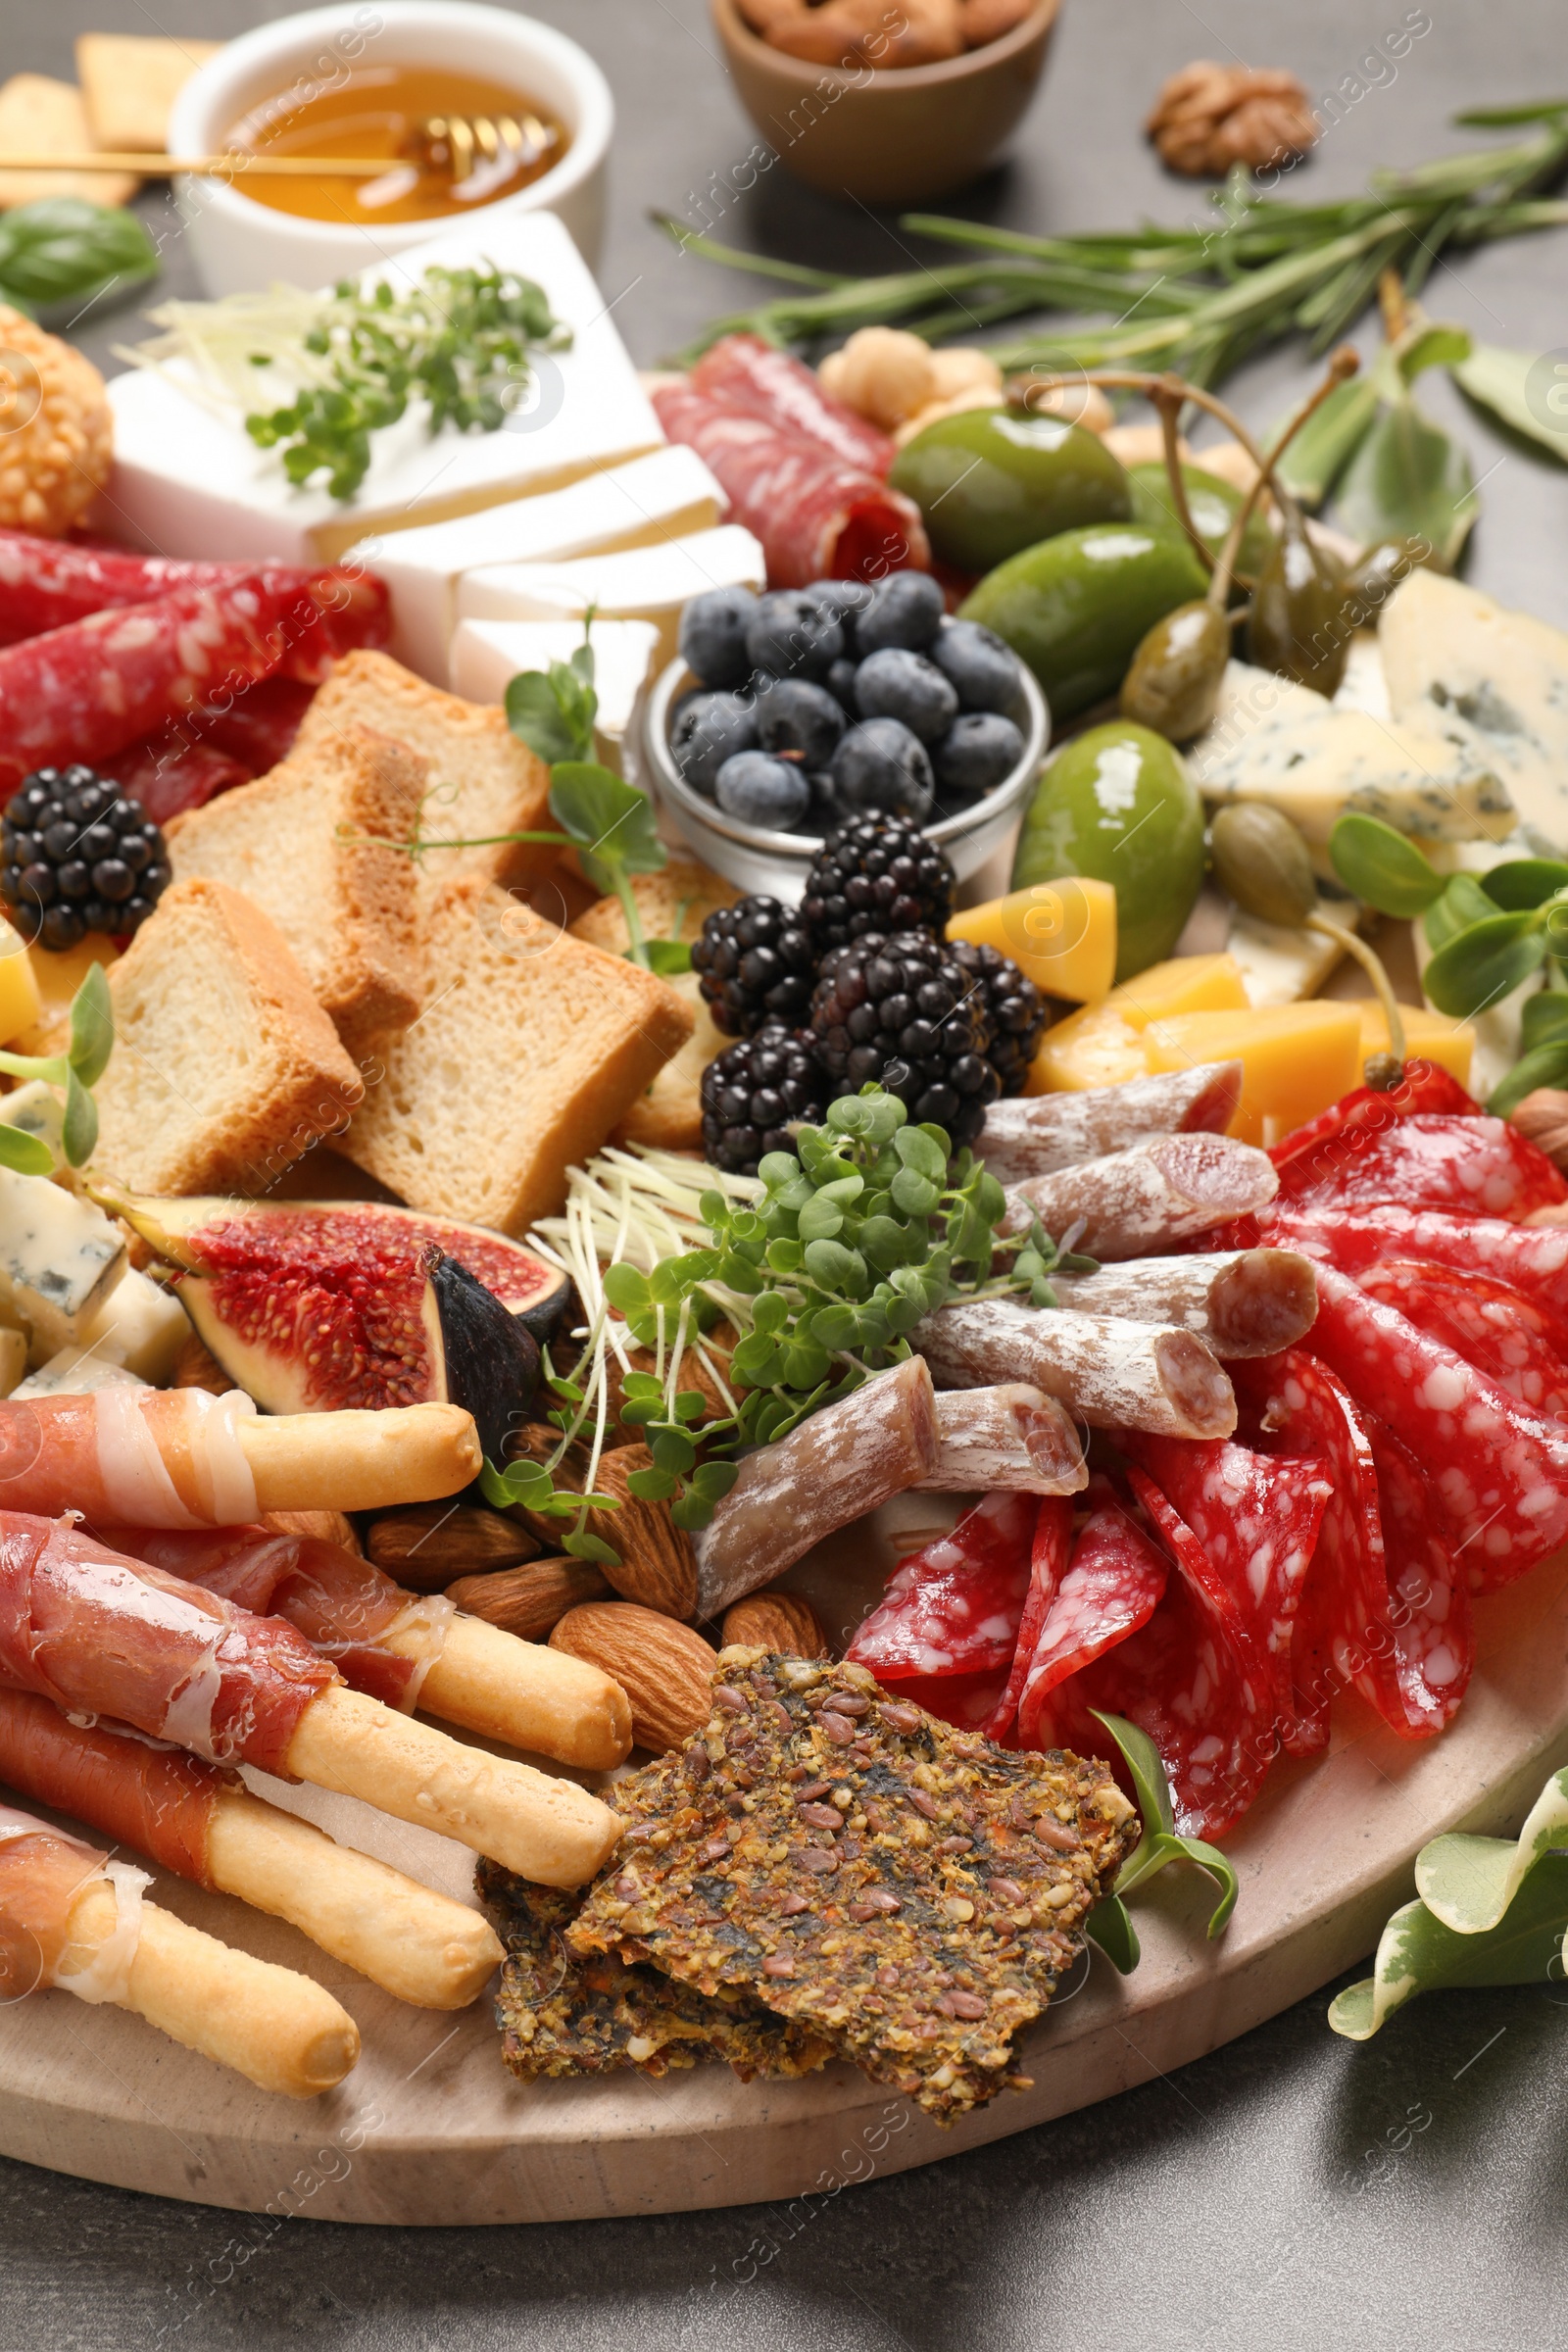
left=0, top=960, right=114, bottom=1172
left=1084, top=1713, right=1239, bottom=1974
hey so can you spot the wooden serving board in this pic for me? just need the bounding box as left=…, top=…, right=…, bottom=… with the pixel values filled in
left=1, top=1497, right=1566, bottom=2226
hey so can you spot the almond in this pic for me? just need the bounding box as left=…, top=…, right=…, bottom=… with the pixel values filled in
left=366, top=1502, right=539, bottom=1592
left=549, top=1601, right=715, bottom=1753
left=446, top=1556, right=609, bottom=1641
left=581, top=1446, right=699, bottom=1620
left=264, top=1508, right=361, bottom=1554
left=721, top=1589, right=829, bottom=1658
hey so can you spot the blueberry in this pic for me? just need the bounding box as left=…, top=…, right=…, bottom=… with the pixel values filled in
left=803, top=578, right=874, bottom=654
left=744, top=589, right=844, bottom=682
left=669, top=691, right=758, bottom=797
left=755, top=676, right=846, bottom=768
left=678, top=585, right=760, bottom=689
left=805, top=769, right=843, bottom=828
left=932, top=711, right=1026, bottom=798
left=830, top=718, right=935, bottom=822
left=855, top=570, right=945, bottom=656
left=853, top=647, right=958, bottom=745
left=826, top=658, right=860, bottom=713
left=931, top=618, right=1023, bottom=713
left=715, top=751, right=811, bottom=831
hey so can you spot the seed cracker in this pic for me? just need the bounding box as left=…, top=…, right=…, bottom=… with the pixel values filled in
left=568, top=1648, right=1140, bottom=2123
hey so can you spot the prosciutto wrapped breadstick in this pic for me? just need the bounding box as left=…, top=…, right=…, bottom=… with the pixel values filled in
left=1046, top=1250, right=1318, bottom=1358
left=916, top=1386, right=1088, bottom=1494
left=0, top=1390, right=479, bottom=1525
left=976, top=1063, right=1242, bottom=1185
left=0, top=1800, right=358, bottom=2096
left=0, top=1690, right=501, bottom=2009
left=1001, top=1133, right=1278, bottom=1259
left=692, top=1355, right=939, bottom=1616
left=0, top=1514, right=619, bottom=1886
left=98, top=1523, right=632, bottom=1771
left=916, top=1299, right=1236, bottom=1440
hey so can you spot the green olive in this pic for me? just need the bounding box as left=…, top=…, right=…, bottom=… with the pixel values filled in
left=1118, top=599, right=1231, bottom=742
left=1247, top=510, right=1349, bottom=696
left=1209, top=802, right=1317, bottom=929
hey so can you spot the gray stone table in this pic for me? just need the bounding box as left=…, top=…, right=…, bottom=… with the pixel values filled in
left=2, top=0, right=1567, bottom=2343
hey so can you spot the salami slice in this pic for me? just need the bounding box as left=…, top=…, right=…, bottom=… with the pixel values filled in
left=100, top=735, right=251, bottom=824
left=984, top=1495, right=1073, bottom=1742
left=1354, top=1258, right=1568, bottom=1423
left=690, top=333, right=896, bottom=475
left=1269, top=1062, right=1478, bottom=1199
left=1363, top=1413, right=1474, bottom=1729
left=1259, top=1204, right=1568, bottom=1327
left=1001, top=1132, right=1280, bottom=1259
left=1048, top=1250, right=1318, bottom=1358
left=1014, top=1479, right=1167, bottom=1750
left=652, top=379, right=930, bottom=587
left=878, top=1666, right=1010, bottom=1730
left=844, top=1490, right=1037, bottom=1680
left=1300, top=1265, right=1568, bottom=1591
left=1273, top=1113, right=1568, bottom=1221
left=198, top=674, right=316, bottom=773
left=976, top=1063, right=1243, bottom=1186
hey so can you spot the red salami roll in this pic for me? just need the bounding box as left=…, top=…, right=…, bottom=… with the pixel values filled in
left=1272, top=1113, right=1567, bottom=1222
left=984, top=1496, right=1073, bottom=1742
left=1353, top=1259, right=1568, bottom=1423
left=1258, top=1204, right=1568, bottom=1326
left=1014, top=1480, right=1167, bottom=1751
left=846, top=1490, right=1037, bottom=1680
left=691, top=334, right=896, bottom=475
left=652, top=378, right=930, bottom=587
left=1269, top=1062, right=1478, bottom=1200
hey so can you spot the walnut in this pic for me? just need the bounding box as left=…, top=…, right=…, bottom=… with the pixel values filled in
left=1147, top=61, right=1320, bottom=178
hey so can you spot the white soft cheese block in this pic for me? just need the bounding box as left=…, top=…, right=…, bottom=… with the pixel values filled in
left=448, top=617, right=662, bottom=772
left=14, top=1350, right=147, bottom=1399
left=71, top=1266, right=191, bottom=1384
left=1189, top=660, right=1514, bottom=847
left=1381, top=570, right=1568, bottom=854
left=0, top=1165, right=126, bottom=1361
left=457, top=527, right=766, bottom=666
left=349, top=445, right=724, bottom=684
left=104, top=213, right=664, bottom=565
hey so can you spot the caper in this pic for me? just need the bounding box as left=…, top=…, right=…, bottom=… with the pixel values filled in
left=1118, top=599, right=1231, bottom=742
left=1247, top=509, right=1349, bottom=696
left=1209, top=801, right=1317, bottom=929
left=1340, top=535, right=1431, bottom=630
left=1362, top=1052, right=1404, bottom=1092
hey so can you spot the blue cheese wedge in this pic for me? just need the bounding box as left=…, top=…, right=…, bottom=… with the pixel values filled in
left=104, top=214, right=663, bottom=566
left=1380, top=571, right=1568, bottom=856
left=1189, top=660, right=1514, bottom=847
left=448, top=617, right=662, bottom=773
left=69, top=1267, right=190, bottom=1384
left=346, top=446, right=723, bottom=686
left=13, top=1350, right=147, bottom=1399
left=457, top=527, right=766, bottom=665
left=0, top=1167, right=126, bottom=1361
left=1226, top=900, right=1349, bottom=1007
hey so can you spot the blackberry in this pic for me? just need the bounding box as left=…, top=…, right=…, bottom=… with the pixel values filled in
left=701, top=1024, right=825, bottom=1176
left=1, top=765, right=170, bottom=951
left=946, top=938, right=1047, bottom=1097
left=800, top=813, right=956, bottom=956
left=809, top=930, right=999, bottom=1146
left=691, top=895, right=817, bottom=1037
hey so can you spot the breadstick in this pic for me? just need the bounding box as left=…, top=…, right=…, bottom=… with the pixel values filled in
left=284, top=1684, right=622, bottom=1886
left=387, top=1611, right=632, bottom=1768
left=62, top=1878, right=359, bottom=2100
left=240, top=1402, right=480, bottom=1512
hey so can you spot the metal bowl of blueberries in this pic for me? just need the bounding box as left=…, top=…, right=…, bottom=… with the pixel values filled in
left=640, top=570, right=1048, bottom=899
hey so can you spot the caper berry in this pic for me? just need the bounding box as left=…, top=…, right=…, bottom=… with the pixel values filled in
left=1118, top=600, right=1231, bottom=742
left=1209, top=801, right=1317, bottom=929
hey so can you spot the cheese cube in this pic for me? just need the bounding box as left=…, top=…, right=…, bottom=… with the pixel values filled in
left=63, top=1264, right=191, bottom=1383
left=13, top=1350, right=147, bottom=1399
left=104, top=214, right=665, bottom=565
left=1025, top=954, right=1250, bottom=1093
left=949, top=878, right=1117, bottom=1004
left=458, top=528, right=767, bottom=666
left=1359, top=1004, right=1475, bottom=1090
left=347, top=446, right=724, bottom=684
left=0, top=1080, right=62, bottom=1159
left=1145, top=1002, right=1364, bottom=1146
left=16, top=935, right=116, bottom=1059
left=448, top=617, right=662, bottom=775
left=1225, top=902, right=1348, bottom=1008
left=0, top=920, right=40, bottom=1044
left=0, top=1165, right=127, bottom=1361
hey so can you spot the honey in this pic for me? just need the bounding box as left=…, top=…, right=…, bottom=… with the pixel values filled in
left=225, top=63, right=567, bottom=224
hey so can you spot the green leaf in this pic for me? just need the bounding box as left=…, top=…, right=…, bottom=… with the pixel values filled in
left=603, top=1263, right=651, bottom=1316
left=626, top=1465, right=678, bottom=1500
left=890, top=1166, right=941, bottom=1217
left=1424, top=872, right=1500, bottom=953
left=1328, top=1852, right=1568, bottom=2041
left=1415, top=1765, right=1568, bottom=1935
left=479, top=1458, right=554, bottom=1511
left=1332, top=391, right=1478, bottom=571
left=505, top=669, right=584, bottom=765
left=643, top=938, right=692, bottom=976
left=1422, top=910, right=1545, bottom=1018
left=1453, top=342, right=1568, bottom=467
left=1392, top=320, right=1474, bottom=387
left=0, top=1124, right=53, bottom=1176
left=1085, top=1894, right=1141, bottom=1974
left=0, top=197, right=158, bottom=318
left=1482, top=859, right=1568, bottom=910
left=1090, top=1710, right=1171, bottom=1836
left=1270, top=374, right=1380, bottom=509
left=564, top=1529, right=621, bottom=1566
left=1329, top=813, right=1444, bottom=917
left=1521, top=992, right=1568, bottom=1054
left=893, top=1125, right=947, bottom=1183
left=1090, top=1712, right=1238, bottom=1938
left=549, top=763, right=665, bottom=887
left=60, top=1068, right=96, bottom=1168
left=1488, top=1037, right=1568, bottom=1117
left=688, top=1458, right=740, bottom=1501
left=67, top=961, right=113, bottom=1089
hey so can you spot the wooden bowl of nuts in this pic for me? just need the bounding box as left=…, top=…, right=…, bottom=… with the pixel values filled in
left=710, top=0, right=1060, bottom=205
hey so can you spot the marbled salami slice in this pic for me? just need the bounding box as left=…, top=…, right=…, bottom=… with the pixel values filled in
left=1258, top=1204, right=1568, bottom=1327
left=976, top=1063, right=1242, bottom=1186
left=1269, top=1062, right=1478, bottom=1201
left=1048, top=1250, right=1318, bottom=1358
left=984, top=1496, right=1073, bottom=1742
left=100, top=735, right=251, bottom=824
left=1274, top=1113, right=1567, bottom=1221
left=690, top=333, right=895, bottom=474
left=1014, top=1479, right=1167, bottom=1750
left=1354, top=1258, right=1568, bottom=1423
left=652, top=379, right=930, bottom=587
left=1362, top=1413, right=1473, bottom=1732
left=1300, top=1266, right=1568, bottom=1591
left=1001, top=1132, right=1279, bottom=1259
left=845, top=1490, right=1037, bottom=1680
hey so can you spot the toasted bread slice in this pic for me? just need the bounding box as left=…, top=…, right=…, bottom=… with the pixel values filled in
left=613, top=971, right=727, bottom=1152
left=339, top=876, right=694, bottom=1232
left=567, top=867, right=740, bottom=1152
left=568, top=858, right=741, bottom=957
left=166, top=724, right=426, bottom=1055
left=292, top=650, right=555, bottom=896
left=92, top=880, right=365, bottom=1198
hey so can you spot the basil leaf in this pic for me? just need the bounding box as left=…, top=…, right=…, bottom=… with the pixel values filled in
left=1481, top=859, right=1568, bottom=911
left=643, top=938, right=692, bottom=976
left=1270, top=374, right=1379, bottom=509
left=67, top=960, right=113, bottom=1089
left=1085, top=1894, right=1141, bottom=1974
left=1422, top=910, right=1545, bottom=1019
left=61, top=1068, right=96, bottom=1168
left=1489, top=1037, right=1568, bottom=1118
left=1453, top=342, right=1568, bottom=468
left=0, top=198, right=158, bottom=317
left=505, top=670, right=582, bottom=766
left=549, top=762, right=665, bottom=885
left=0, top=1124, right=53, bottom=1176
left=1332, top=391, right=1478, bottom=571
left=1329, top=1850, right=1568, bottom=2042
left=1329, top=812, right=1444, bottom=916
left=1424, top=871, right=1503, bottom=953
